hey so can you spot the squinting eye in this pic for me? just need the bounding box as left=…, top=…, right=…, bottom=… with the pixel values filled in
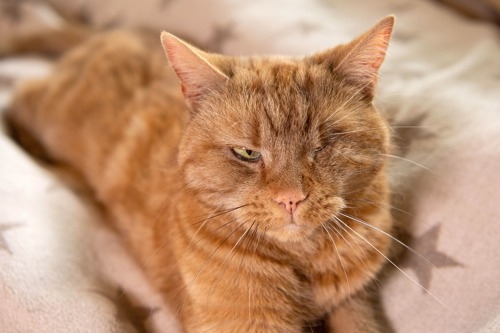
left=231, top=147, right=262, bottom=162
left=313, top=146, right=324, bottom=154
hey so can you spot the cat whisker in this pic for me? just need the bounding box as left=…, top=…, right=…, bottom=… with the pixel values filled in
left=248, top=224, right=264, bottom=324
left=232, top=222, right=259, bottom=282
left=325, top=222, right=355, bottom=253
left=349, top=197, right=441, bottom=232
left=349, top=198, right=452, bottom=261
left=148, top=216, right=241, bottom=294
left=321, top=223, right=351, bottom=295
left=379, top=153, right=438, bottom=174
left=336, top=148, right=365, bottom=165
left=327, top=219, right=369, bottom=269
left=185, top=204, right=251, bottom=230
left=140, top=205, right=248, bottom=276
left=375, top=91, right=429, bottom=99
left=322, top=80, right=373, bottom=126
left=339, top=212, right=436, bottom=270
left=183, top=217, right=239, bottom=256
left=177, top=216, right=255, bottom=277
left=205, top=221, right=257, bottom=309
left=137, top=182, right=199, bottom=271
left=239, top=222, right=259, bottom=275
left=330, top=217, right=383, bottom=290
left=203, top=222, right=259, bottom=333
left=335, top=216, right=447, bottom=307
left=319, top=108, right=372, bottom=138
left=185, top=205, right=226, bottom=251
left=181, top=205, right=250, bottom=249
left=321, top=110, right=433, bottom=140
left=318, top=123, right=388, bottom=139
left=177, top=220, right=247, bottom=318
left=318, top=104, right=367, bottom=137
left=390, top=125, right=435, bottom=129
left=349, top=198, right=416, bottom=218
left=327, top=127, right=388, bottom=136
left=231, top=222, right=258, bottom=332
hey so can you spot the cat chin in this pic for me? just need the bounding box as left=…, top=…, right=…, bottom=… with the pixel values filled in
left=267, top=223, right=315, bottom=243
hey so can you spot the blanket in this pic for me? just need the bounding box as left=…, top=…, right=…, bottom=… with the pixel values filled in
left=1, top=0, right=499, bottom=332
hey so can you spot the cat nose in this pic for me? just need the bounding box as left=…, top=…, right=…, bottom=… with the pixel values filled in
left=273, top=190, right=307, bottom=214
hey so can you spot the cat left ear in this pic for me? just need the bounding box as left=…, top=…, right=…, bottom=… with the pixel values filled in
left=161, top=32, right=229, bottom=110
left=310, top=16, right=395, bottom=99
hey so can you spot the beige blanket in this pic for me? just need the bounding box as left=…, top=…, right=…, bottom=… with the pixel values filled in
left=1, top=0, right=499, bottom=332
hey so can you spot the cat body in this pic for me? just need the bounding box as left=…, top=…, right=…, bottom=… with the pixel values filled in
left=6, top=17, right=395, bottom=332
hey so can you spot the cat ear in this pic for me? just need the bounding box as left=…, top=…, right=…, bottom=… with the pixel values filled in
left=311, top=16, right=395, bottom=99
left=160, top=32, right=229, bottom=110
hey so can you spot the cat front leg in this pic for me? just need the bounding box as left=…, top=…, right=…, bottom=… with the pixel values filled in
left=326, top=293, right=383, bottom=333
left=178, top=260, right=308, bottom=333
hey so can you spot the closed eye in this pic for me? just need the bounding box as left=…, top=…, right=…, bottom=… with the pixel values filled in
left=313, top=146, right=324, bottom=154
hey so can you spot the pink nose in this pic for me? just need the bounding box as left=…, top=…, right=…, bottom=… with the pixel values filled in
left=273, top=190, right=306, bottom=214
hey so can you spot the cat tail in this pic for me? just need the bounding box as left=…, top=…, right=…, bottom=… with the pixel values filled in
left=0, top=0, right=94, bottom=58
left=0, top=24, right=93, bottom=58
left=4, top=77, right=55, bottom=163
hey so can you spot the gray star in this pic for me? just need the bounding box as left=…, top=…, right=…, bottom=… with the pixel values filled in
left=1, top=0, right=25, bottom=21
left=390, top=1, right=413, bottom=12
left=160, top=0, right=176, bottom=9
left=0, top=75, right=14, bottom=89
left=0, top=223, right=21, bottom=254
left=207, top=23, right=236, bottom=52
left=401, top=224, right=463, bottom=291
left=297, top=21, right=321, bottom=34
left=392, top=30, right=416, bottom=43
left=391, top=113, right=436, bottom=157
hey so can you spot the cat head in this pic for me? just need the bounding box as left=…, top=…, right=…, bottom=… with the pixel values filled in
left=161, top=16, right=394, bottom=243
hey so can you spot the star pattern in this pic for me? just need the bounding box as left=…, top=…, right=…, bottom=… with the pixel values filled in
left=160, top=0, right=176, bottom=9
left=0, top=223, right=21, bottom=255
left=1, top=0, right=25, bottom=21
left=0, top=75, right=14, bottom=89
left=389, top=1, right=413, bottom=13
left=391, top=113, right=437, bottom=157
left=392, top=30, right=416, bottom=43
left=401, top=224, right=463, bottom=291
left=207, top=23, right=236, bottom=52
left=297, top=21, right=321, bottom=34
left=93, top=288, right=158, bottom=333
left=74, top=3, right=92, bottom=25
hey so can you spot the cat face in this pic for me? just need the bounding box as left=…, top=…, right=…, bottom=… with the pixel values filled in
left=162, top=16, right=394, bottom=243
left=179, top=60, right=389, bottom=242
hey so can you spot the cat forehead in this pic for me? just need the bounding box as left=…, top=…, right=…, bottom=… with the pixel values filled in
left=208, top=76, right=321, bottom=150
left=198, top=57, right=372, bottom=148
left=222, top=58, right=330, bottom=118
left=230, top=56, right=329, bottom=91
left=221, top=58, right=350, bottom=129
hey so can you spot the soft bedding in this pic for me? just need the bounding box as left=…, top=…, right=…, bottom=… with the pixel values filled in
left=1, top=0, right=499, bottom=332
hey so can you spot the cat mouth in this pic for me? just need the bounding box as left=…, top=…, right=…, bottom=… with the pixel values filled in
left=283, top=222, right=302, bottom=232
left=271, top=220, right=312, bottom=240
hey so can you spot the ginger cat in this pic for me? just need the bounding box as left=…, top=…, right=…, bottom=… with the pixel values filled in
left=6, top=16, right=395, bottom=333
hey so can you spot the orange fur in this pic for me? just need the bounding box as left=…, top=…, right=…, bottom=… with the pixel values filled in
left=6, top=16, right=395, bottom=333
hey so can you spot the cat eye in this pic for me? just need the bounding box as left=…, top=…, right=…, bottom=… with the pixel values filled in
left=231, top=147, right=262, bottom=162
left=313, top=146, right=324, bottom=154
left=312, top=146, right=326, bottom=159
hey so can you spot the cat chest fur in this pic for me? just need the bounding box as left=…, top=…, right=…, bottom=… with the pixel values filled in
left=170, top=188, right=391, bottom=320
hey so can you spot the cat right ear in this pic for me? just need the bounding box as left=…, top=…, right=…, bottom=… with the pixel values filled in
left=309, top=16, right=395, bottom=99
left=160, top=32, right=229, bottom=110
